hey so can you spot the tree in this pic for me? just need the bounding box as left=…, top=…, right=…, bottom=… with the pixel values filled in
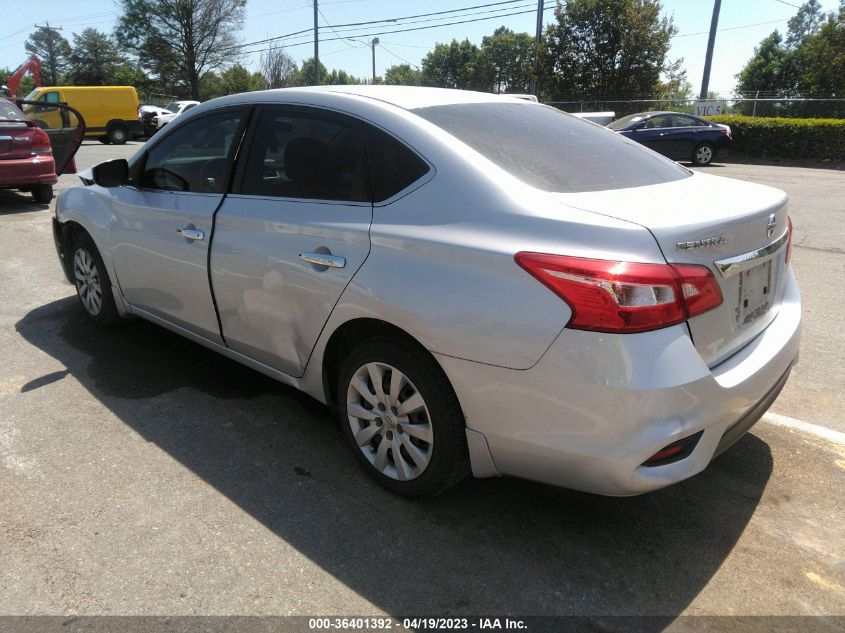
left=421, top=39, right=487, bottom=90
left=25, top=26, right=72, bottom=86
left=539, top=0, right=678, bottom=101
left=793, top=8, right=845, bottom=96
left=221, top=63, right=254, bottom=94
left=786, top=0, right=825, bottom=48
left=477, top=26, right=534, bottom=94
left=735, top=31, right=798, bottom=97
left=116, top=0, right=246, bottom=99
left=294, top=58, right=328, bottom=86
left=68, top=28, right=122, bottom=85
left=384, top=64, right=422, bottom=86
left=260, top=42, right=297, bottom=89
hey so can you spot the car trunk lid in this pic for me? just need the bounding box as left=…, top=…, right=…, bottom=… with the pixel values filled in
left=554, top=172, right=790, bottom=367
left=0, top=120, right=35, bottom=160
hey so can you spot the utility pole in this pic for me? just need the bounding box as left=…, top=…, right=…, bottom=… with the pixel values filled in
left=532, top=0, right=544, bottom=97
left=313, top=0, right=320, bottom=85
left=699, top=0, right=722, bottom=99
left=370, top=37, right=379, bottom=83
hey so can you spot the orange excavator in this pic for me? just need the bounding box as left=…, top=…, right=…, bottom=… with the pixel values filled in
left=1, top=55, right=42, bottom=99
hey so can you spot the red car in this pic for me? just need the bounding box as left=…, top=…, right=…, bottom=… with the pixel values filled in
left=0, top=97, right=84, bottom=204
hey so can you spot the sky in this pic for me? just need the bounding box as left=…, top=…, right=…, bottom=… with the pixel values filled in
left=0, top=0, right=840, bottom=96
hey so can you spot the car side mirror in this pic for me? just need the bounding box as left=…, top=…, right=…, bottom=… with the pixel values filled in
left=92, top=159, right=129, bottom=187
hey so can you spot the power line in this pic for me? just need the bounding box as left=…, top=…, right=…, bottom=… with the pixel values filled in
left=229, top=0, right=532, bottom=53
left=673, top=18, right=788, bottom=38
left=236, top=4, right=553, bottom=56
left=772, top=0, right=802, bottom=9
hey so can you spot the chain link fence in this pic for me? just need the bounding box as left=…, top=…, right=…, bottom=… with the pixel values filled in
left=547, top=98, right=845, bottom=119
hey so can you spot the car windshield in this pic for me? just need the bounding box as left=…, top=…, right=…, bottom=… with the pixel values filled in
left=607, top=113, right=648, bottom=130
left=413, top=103, right=689, bottom=193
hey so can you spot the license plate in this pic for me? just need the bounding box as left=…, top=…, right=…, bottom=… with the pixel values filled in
left=736, top=259, right=773, bottom=327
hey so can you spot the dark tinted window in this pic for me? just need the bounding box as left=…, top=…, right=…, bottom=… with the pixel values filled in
left=240, top=109, right=368, bottom=202
left=141, top=109, right=244, bottom=193
left=366, top=126, right=429, bottom=202
left=413, top=103, right=689, bottom=193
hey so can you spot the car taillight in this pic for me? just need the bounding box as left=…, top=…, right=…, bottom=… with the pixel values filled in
left=785, top=215, right=793, bottom=264
left=514, top=253, right=723, bottom=334
left=30, top=126, right=52, bottom=155
left=720, top=125, right=731, bottom=139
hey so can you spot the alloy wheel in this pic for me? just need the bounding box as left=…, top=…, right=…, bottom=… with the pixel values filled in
left=346, top=362, right=434, bottom=481
left=696, top=145, right=713, bottom=165
left=73, top=247, right=103, bottom=316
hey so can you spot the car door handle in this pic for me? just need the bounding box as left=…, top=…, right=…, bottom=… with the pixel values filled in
left=177, top=228, right=205, bottom=241
left=299, top=252, right=346, bottom=268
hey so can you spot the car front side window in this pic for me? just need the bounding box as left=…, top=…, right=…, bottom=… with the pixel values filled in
left=141, top=109, right=245, bottom=194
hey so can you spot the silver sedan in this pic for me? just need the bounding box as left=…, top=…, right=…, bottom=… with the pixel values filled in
left=52, top=86, right=800, bottom=497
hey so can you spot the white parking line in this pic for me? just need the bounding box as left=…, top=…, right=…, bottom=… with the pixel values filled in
left=763, top=412, right=845, bottom=446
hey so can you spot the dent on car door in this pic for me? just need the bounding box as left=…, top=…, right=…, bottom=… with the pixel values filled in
left=19, top=100, right=85, bottom=174
left=107, top=107, right=249, bottom=342
left=210, top=106, right=375, bottom=377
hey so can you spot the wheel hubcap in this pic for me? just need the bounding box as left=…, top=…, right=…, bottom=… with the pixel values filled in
left=73, top=248, right=103, bottom=316
left=697, top=146, right=712, bottom=163
left=346, top=362, right=433, bottom=481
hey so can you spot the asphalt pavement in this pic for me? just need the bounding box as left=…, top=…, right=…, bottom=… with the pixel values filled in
left=0, top=144, right=843, bottom=625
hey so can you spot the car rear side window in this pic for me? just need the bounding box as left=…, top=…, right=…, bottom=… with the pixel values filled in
left=365, top=126, right=430, bottom=202
left=413, top=103, right=690, bottom=193
left=141, top=109, right=244, bottom=194
left=239, top=109, right=369, bottom=202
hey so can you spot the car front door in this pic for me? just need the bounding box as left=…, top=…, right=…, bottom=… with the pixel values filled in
left=107, top=107, right=249, bottom=343
left=210, top=106, right=374, bottom=376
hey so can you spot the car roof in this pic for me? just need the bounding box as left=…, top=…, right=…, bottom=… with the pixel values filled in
left=223, top=85, right=536, bottom=111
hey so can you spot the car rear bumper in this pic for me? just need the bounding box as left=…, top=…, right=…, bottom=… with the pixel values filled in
left=437, top=267, right=801, bottom=496
left=0, top=155, right=57, bottom=187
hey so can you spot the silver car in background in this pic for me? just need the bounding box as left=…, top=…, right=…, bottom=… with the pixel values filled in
left=53, top=86, right=800, bottom=497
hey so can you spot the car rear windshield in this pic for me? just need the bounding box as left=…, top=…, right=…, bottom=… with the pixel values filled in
left=607, top=113, right=647, bottom=130
left=412, top=103, right=690, bottom=193
left=0, top=99, right=26, bottom=122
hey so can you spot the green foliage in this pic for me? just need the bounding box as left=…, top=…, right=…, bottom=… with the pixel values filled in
left=707, top=115, right=845, bottom=160
left=116, top=0, right=246, bottom=99
left=421, top=39, right=487, bottom=90
left=539, top=0, right=677, bottom=100
left=25, top=26, right=72, bottom=86
left=68, top=28, right=123, bottom=85
left=736, top=2, right=844, bottom=98
left=384, top=64, right=421, bottom=86
left=294, top=58, right=328, bottom=86
left=477, top=26, right=534, bottom=94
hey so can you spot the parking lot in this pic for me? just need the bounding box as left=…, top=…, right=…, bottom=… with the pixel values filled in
left=1, top=142, right=843, bottom=622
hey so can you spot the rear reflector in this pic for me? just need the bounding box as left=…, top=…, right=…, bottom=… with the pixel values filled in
left=515, top=253, right=723, bottom=334
left=642, top=431, right=703, bottom=467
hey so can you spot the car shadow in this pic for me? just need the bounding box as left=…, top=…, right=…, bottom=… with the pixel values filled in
left=16, top=297, right=774, bottom=623
left=0, top=188, right=49, bottom=214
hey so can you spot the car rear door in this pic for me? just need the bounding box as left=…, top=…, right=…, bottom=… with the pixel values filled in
left=107, top=106, right=250, bottom=343
left=210, top=105, right=373, bottom=376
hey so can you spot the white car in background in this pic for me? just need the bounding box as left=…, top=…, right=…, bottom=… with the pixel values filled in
left=153, top=100, right=200, bottom=129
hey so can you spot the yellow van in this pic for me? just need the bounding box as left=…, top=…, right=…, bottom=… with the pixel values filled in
left=24, top=86, right=141, bottom=145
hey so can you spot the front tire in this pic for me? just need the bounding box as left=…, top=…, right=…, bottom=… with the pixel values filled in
left=32, top=184, right=53, bottom=204
left=338, top=337, right=469, bottom=497
left=692, top=142, right=716, bottom=166
left=71, top=233, right=122, bottom=327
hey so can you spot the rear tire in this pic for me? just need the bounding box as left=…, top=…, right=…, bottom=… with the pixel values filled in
left=337, top=337, right=469, bottom=497
left=108, top=125, right=128, bottom=145
left=71, top=232, right=122, bottom=327
left=692, top=142, right=715, bottom=166
left=32, top=184, right=53, bottom=204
